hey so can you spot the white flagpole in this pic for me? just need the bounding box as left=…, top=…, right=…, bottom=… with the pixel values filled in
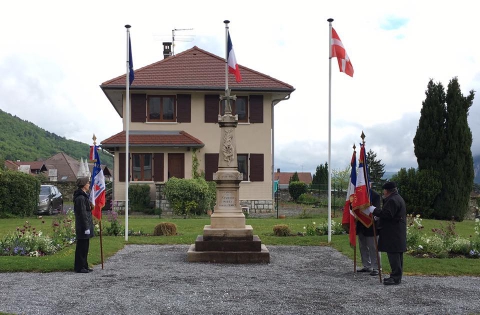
left=125, top=24, right=131, bottom=241
left=327, top=18, right=334, bottom=243
left=224, top=20, right=229, bottom=93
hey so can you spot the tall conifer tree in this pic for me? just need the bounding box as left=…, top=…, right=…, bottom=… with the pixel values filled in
left=413, top=79, right=447, bottom=170
left=435, top=78, right=475, bottom=220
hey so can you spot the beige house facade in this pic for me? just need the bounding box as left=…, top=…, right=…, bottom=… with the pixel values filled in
left=100, top=45, right=294, bottom=212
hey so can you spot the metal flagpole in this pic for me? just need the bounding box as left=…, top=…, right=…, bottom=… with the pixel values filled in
left=125, top=25, right=131, bottom=241
left=224, top=20, right=229, bottom=94
left=327, top=18, right=334, bottom=243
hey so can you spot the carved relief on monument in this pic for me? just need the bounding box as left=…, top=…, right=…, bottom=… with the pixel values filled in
left=222, top=128, right=234, bottom=166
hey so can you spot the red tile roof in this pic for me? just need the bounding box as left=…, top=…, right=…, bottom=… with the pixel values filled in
left=101, top=130, right=204, bottom=148
left=274, top=172, right=313, bottom=185
left=101, top=46, right=295, bottom=92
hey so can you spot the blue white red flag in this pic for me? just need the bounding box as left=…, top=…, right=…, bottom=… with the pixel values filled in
left=89, top=146, right=106, bottom=220
left=227, top=31, right=242, bottom=83
left=342, top=149, right=357, bottom=246
left=351, top=143, right=372, bottom=228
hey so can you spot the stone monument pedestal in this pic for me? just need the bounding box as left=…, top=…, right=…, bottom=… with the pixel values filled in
left=187, top=97, right=269, bottom=263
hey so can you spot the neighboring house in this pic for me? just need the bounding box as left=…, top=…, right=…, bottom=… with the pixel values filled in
left=100, top=44, right=295, bottom=211
left=274, top=169, right=313, bottom=190
left=5, top=160, right=48, bottom=175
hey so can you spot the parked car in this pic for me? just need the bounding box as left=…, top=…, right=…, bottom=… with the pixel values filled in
left=37, top=185, right=63, bottom=215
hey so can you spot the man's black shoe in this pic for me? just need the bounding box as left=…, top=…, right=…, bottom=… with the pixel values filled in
left=87, top=268, right=94, bottom=272
left=357, top=267, right=371, bottom=272
left=383, top=277, right=400, bottom=285
left=370, top=269, right=379, bottom=276
left=76, top=268, right=89, bottom=274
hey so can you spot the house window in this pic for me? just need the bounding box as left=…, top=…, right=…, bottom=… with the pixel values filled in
left=147, top=96, right=176, bottom=122
left=220, top=96, right=248, bottom=123
left=132, top=154, right=152, bottom=181
left=237, top=154, right=248, bottom=181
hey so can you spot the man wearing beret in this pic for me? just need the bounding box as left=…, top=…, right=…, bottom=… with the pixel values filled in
left=73, top=177, right=95, bottom=273
left=368, top=181, right=406, bottom=285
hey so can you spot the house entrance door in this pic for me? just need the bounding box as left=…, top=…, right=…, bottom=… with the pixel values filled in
left=168, top=153, right=185, bottom=179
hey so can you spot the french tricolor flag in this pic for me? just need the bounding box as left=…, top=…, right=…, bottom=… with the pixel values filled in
left=227, top=32, right=242, bottom=83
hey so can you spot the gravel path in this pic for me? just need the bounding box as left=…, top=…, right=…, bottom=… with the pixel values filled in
left=1, top=245, right=479, bottom=315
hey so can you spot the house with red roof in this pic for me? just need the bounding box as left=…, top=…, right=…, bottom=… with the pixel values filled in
left=274, top=169, right=313, bottom=190
left=100, top=44, right=294, bottom=211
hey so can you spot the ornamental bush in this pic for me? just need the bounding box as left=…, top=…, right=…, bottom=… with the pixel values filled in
left=288, top=181, right=307, bottom=202
left=153, top=222, right=177, bottom=236
left=0, top=169, right=40, bottom=218
left=273, top=224, right=291, bottom=236
left=164, top=177, right=215, bottom=217
left=129, top=184, right=151, bottom=212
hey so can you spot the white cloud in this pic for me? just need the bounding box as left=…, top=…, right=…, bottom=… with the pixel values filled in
left=1, top=0, right=479, bottom=173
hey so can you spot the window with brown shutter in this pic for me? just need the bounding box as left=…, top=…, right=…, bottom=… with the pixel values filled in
left=204, top=153, right=219, bottom=181
left=119, top=153, right=126, bottom=182
left=147, top=96, right=176, bottom=122
left=249, top=153, right=264, bottom=181
left=205, top=94, right=220, bottom=123
left=153, top=153, right=164, bottom=182
left=249, top=95, right=263, bottom=123
left=131, top=94, right=146, bottom=122
left=177, top=94, right=191, bottom=123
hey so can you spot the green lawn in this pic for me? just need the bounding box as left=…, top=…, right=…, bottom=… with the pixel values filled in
left=1, top=213, right=479, bottom=276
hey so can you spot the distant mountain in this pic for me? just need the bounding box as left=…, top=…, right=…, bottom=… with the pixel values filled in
left=0, top=109, right=113, bottom=168
left=474, top=155, right=480, bottom=184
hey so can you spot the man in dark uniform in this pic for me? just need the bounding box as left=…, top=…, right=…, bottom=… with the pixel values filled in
left=73, top=177, right=95, bottom=273
left=357, top=187, right=381, bottom=276
left=369, top=181, right=406, bottom=285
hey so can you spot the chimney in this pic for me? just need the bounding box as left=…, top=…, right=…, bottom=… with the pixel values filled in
left=277, top=168, right=280, bottom=173
left=163, top=42, right=172, bottom=59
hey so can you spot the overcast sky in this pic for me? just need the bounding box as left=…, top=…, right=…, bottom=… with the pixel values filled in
left=1, top=0, right=479, bottom=174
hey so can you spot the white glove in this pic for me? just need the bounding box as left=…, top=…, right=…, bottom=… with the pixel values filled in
left=85, top=229, right=91, bottom=235
left=368, top=206, right=376, bottom=214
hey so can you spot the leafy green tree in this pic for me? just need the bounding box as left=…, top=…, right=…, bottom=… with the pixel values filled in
left=434, top=78, right=475, bottom=220
left=366, top=149, right=385, bottom=190
left=288, top=181, right=307, bottom=202
left=332, top=166, right=350, bottom=194
left=391, top=168, right=441, bottom=218
left=312, top=162, right=328, bottom=188
left=289, top=172, right=300, bottom=183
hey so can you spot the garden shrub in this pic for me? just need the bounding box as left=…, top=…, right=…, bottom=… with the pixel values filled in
left=0, top=170, right=40, bottom=218
left=164, top=177, right=215, bottom=216
left=273, top=224, right=291, bottom=236
left=297, top=193, right=319, bottom=205
left=288, top=181, right=307, bottom=202
left=450, top=238, right=471, bottom=255
left=153, top=222, right=177, bottom=236
left=128, top=184, right=151, bottom=212
left=105, top=211, right=123, bottom=236
left=315, top=220, right=345, bottom=236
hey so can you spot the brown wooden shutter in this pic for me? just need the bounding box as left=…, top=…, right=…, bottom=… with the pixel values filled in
left=177, top=94, right=191, bottom=123
left=153, top=153, right=164, bottom=182
left=204, top=153, right=219, bottom=181
left=205, top=94, right=220, bottom=123
left=249, top=95, right=263, bottom=123
left=131, top=94, right=146, bottom=122
left=249, top=154, right=264, bottom=182
left=119, top=153, right=126, bottom=182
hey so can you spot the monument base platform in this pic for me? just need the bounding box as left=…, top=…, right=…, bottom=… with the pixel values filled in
left=187, top=243, right=270, bottom=263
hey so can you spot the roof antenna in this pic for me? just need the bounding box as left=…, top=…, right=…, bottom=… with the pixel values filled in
left=172, top=28, right=194, bottom=55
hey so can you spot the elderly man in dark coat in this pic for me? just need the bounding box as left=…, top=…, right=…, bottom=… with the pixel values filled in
left=73, top=177, right=95, bottom=273
left=369, top=181, right=406, bottom=285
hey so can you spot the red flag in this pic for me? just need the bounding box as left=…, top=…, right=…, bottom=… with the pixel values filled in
left=89, top=146, right=95, bottom=161
left=351, top=144, right=372, bottom=228
left=331, top=28, right=354, bottom=77
left=227, top=31, right=242, bottom=83
left=89, top=145, right=106, bottom=220
left=342, top=149, right=357, bottom=246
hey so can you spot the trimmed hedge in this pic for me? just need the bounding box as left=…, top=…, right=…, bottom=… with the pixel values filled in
left=0, top=170, right=40, bottom=217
